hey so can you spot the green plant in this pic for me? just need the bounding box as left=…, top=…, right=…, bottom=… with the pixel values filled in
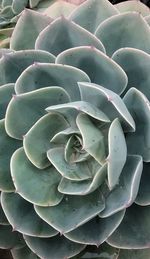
left=0, top=0, right=150, bottom=258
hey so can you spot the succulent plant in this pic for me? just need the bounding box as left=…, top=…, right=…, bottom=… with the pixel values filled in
left=1, top=0, right=150, bottom=258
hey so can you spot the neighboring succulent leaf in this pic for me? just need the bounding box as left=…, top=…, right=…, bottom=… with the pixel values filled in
left=24, top=113, right=69, bottom=169
left=35, top=17, right=105, bottom=55
left=11, top=245, right=40, bottom=259
left=95, top=12, right=150, bottom=56
left=56, top=46, right=127, bottom=95
left=10, top=9, right=53, bottom=50
left=117, top=248, right=150, bottom=259
left=115, top=0, right=150, bottom=16
left=112, top=48, right=150, bottom=99
left=11, top=148, right=63, bottom=206
left=0, top=225, right=24, bottom=249
left=107, top=118, right=127, bottom=190
left=65, top=210, right=125, bottom=246
left=0, top=83, right=14, bottom=119
left=107, top=204, right=150, bottom=249
left=1, top=192, right=59, bottom=237
left=100, top=155, right=143, bottom=217
left=0, top=119, right=21, bottom=192
left=78, top=82, right=135, bottom=132
left=69, top=0, right=119, bottom=33
left=0, top=193, right=9, bottom=225
left=123, top=88, right=150, bottom=161
left=24, top=235, right=85, bottom=259
left=5, top=87, right=70, bottom=139
left=135, top=162, right=150, bottom=206
left=0, top=50, right=55, bottom=86
left=15, top=63, right=90, bottom=101
left=35, top=189, right=105, bottom=233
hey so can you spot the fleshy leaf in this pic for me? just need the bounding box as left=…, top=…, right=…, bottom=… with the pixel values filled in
left=47, top=147, right=92, bottom=181
left=112, top=48, right=150, bottom=99
left=10, top=9, right=53, bottom=50
left=95, top=12, right=150, bottom=56
left=78, top=82, right=135, bottom=132
left=0, top=225, right=23, bottom=249
left=56, top=46, right=127, bottom=95
left=58, top=163, right=107, bottom=195
left=0, top=83, right=14, bottom=119
left=100, top=155, right=143, bottom=217
left=35, top=17, right=105, bottom=55
left=1, top=192, right=58, bottom=237
left=11, top=245, right=40, bottom=259
left=46, top=101, right=110, bottom=123
left=0, top=50, right=55, bottom=86
left=11, top=148, right=63, bottom=206
left=65, top=210, right=125, bottom=246
left=44, top=1, right=76, bottom=19
left=35, top=189, right=105, bottom=233
left=135, top=162, right=150, bottom=206
left=115, top=0, right=150, bottom=16
left=24, top=113, right=69, bottom=169
left=76, top=113, right=106, bottom=164
left=0, top=194, right=9, bottom=225
left=107, top=118, right=127, bottom=190
left=107, top=204, right=150, bottom=249
left=69, top=0, right=119, bottom=33
left=15, top=63, right=90, bottom=101
left=117, top=248, right=150, bottom=259
left=0, top=119, right=21, bottom=192
left=123, top=87, right=150, bottom=161
left=24, top=235, right=85, bottom=259
left=5, top=86, right=70, bottom=139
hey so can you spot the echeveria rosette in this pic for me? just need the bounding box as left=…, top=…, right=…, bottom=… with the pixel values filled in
left=0, top=0, right=150, bottom=258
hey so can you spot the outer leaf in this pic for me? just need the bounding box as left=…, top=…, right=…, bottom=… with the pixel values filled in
left=35, top=189, right=105, bottom=233
left=15, top=63, right=90, bottom=101
left=135, top=162, right=150, bottom=206
left=0, top=50, right=55, bottom=86
left=100, top=155, right=143, bottom=217
left=78, top=82, right=135, bottom=132
left=0, top=225, right=24, bottom=249
left=107, top=118, right=127, bottom=190
left=56, top=46, right=127, bottom=95
left=1, top=192, right=58, bottom=237
left=35, top=17, right=105, bottom=55
left=11, top=148, right=63, bottom=207
left=0, top=83, right=14, bottom=119
left=0, top=194, right=9, bottom=225
left=5, top=86, right=70, bottom=139
left=112, top=48, right=150, bottom=99
left=24, top=235, right=85, bottom=259
left=12, top=0, right=28, bottom=14
left=0, top=119, right=21, bottom=192
left=117, top=248, right=150, bottom=259
left=115, top=0, right=150, bottom=16
left=123, top=87, right=150, bottom=161
left=107, top=204, right=150, bottom=249
left=11, top=245, right=40, bottom=259
left=69, top=0, right=119, bottom=33
left=10, top=9, right=53, bottom=50
left=95, top=12, right=150, bottom=56
left=24, top=113, right=69, bottom=169
left=65, top=210, right=125, bottom=246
